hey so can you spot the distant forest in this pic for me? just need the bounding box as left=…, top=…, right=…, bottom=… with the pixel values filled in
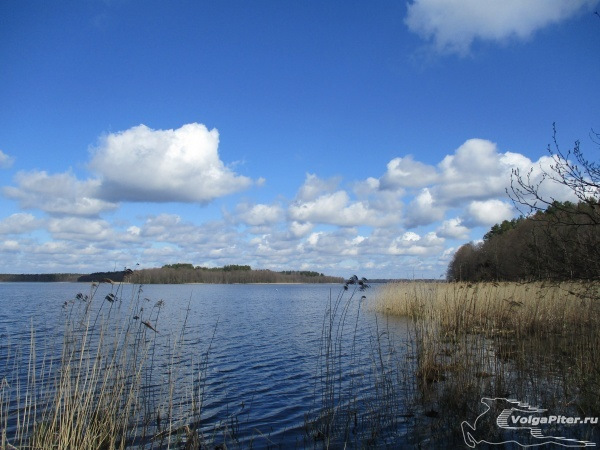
left=0, top=273, right=81, bottom=282
left=447, top=200, right=600, bottom=282
left=1, top=264, right=343, bottom=284
left=128, top=264, right=343, bottom=284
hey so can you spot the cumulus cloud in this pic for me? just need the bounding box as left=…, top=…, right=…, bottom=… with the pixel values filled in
left=404, top=187, right=444, bottom=228
left=374, top=138, right=582, bottom=231
left=508, top=153, right=581, bottom=208
left=3, top=171, right=118, bottom=216
left=1, top=126, right=589, bottom=278
left=380, top=155, right=438, bottom=189
left=290, top=174, right=401, bottom=227
left=465, top=199, right=515, bottom=227
left=0, top=150, right=15, bottom=169
left=289, top=220, right=314, bottom=238
left=389, top=231, right=444, bottom=256
left=437, top=217, right=470, bottom=240
left=0, top=240, right=20, bottom=252
left=0, top=213, right=41, bottom=234
left=405, top=0, right=597, bottom=55
left=436, top=139, right=509, bottom=204
left=353, top=177, right=380, bottom=196
left=236, top=203, right=283, bottom=226
left=377, top=140, right=513, bottom=214
left=290, top=191, right=390, bottom=227
left=90, top=123, right=253, bottom=203
left=295, top=173, right=340, bottom=201
left=47, top=217, right=113, bottom=242
left=290, top=191, right=357, bottom=225
left=298, top=227, right=366, bottom=257
left=139, top=214, right=241, bottom=254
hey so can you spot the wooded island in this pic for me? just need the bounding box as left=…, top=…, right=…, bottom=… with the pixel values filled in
left=0, top=264, right=343, bottom=284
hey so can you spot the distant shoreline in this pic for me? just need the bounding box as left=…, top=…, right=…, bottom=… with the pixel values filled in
left=0, top=269, right=346, bottom=284
left=0, top=276, right=432, bottom=285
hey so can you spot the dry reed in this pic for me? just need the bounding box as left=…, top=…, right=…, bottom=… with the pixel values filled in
left=371, top=281, right=600, bottom=445
left=0, top=280, right=217, bottom=449
left=304, top=276, right=413, bottom=448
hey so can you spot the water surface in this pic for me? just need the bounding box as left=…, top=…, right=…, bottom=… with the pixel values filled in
left=0, top=282, right=412, bottom=447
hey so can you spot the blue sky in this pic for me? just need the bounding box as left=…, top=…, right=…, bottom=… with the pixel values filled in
left=1, top=0, right=599, bottom=278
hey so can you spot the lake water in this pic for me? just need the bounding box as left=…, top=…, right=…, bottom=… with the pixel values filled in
left=0, top=282, right=413, bottom=448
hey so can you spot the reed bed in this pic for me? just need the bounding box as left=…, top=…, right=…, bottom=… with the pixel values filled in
left=372, top=281, right=600, bottom=445
left=0, top=280, right=222, bottom=450
left=304, top=276, right=414, bottom=448
left=374, top=281, right=600, bottom=337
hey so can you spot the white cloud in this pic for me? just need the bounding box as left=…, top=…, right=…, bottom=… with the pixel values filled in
left=371, top=139, right=530, bottom=229
left=236, top=203, right=283, bottom=226
left=440, top=139, right=500, bottom=179
left=306, top=231, right=322, bottom=247
left=289, top=220, right=314, bottom=238
left=0, top=213, right=40, bottom=234
left=405, top=0, right=597, bottom=55
left=138, top=215, right=242, bottom=259
left=404, top=187, right=444, bottom=227
left=298, top=228, right=366, bottom=257
left=435, top=139, right=514, bottom=205
left=290, top=191, right=357, bottom=225
left=353, top=177, right=380, bottom=196
left=295, top=173, right=340, bottom=201
left=290, top=174, right=401, bottom=227
left=437, top=217, right=470, bottom=239
left=402, top=231, right=420, bottom=242
left=508, top=153, right=581, bottom=208
left=47, top=217, right=113, bottom=242
left=380, top=155, right=438, bottom=189
left=0, top=150, right=14, bottom=169
left=127, top=225, right=141, bottom=236
left=90, top=123, right=253, bottom=203
left=290, top=191, right=390, bottom=227
left=1, top=128, right=590, bottom=278
left=389, top=231, right=444, bottom=256
left=3, top=171, right=118, bottom=216
left=465, top=199, right=515, bottom=226
left=0, top=240, right=20, bottom=252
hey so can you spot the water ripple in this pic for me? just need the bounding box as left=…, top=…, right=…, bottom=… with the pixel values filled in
left=0, top=282, right=410, bottom=447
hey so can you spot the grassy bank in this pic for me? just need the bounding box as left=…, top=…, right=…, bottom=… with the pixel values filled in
left=372, top=281, right=600, bottom=445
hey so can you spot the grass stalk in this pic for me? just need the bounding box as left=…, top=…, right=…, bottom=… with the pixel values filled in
left=372, top=280, right=600, bottom=445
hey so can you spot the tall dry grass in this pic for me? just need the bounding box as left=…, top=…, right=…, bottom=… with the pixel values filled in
left=372, top=281, right=600, bottom=445
left=0, top=279, right=216, bottom=449
left=304, top=276, right=414, bottom=448
left=375, top=281, right=599, bottom=337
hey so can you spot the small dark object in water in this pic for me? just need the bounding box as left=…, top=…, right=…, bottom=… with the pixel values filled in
left=424, top=409, right=439, bottom=418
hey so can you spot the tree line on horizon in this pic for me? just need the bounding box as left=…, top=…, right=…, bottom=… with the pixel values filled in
left=0, top=265, right=343, bottom=284
left=0, top=273, right=82, bottom=282
left=448, top=125, right=600, bottom=282
left=127, top=264, right=343, bottom=284
left=447, top=200, right=600, bottom=281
